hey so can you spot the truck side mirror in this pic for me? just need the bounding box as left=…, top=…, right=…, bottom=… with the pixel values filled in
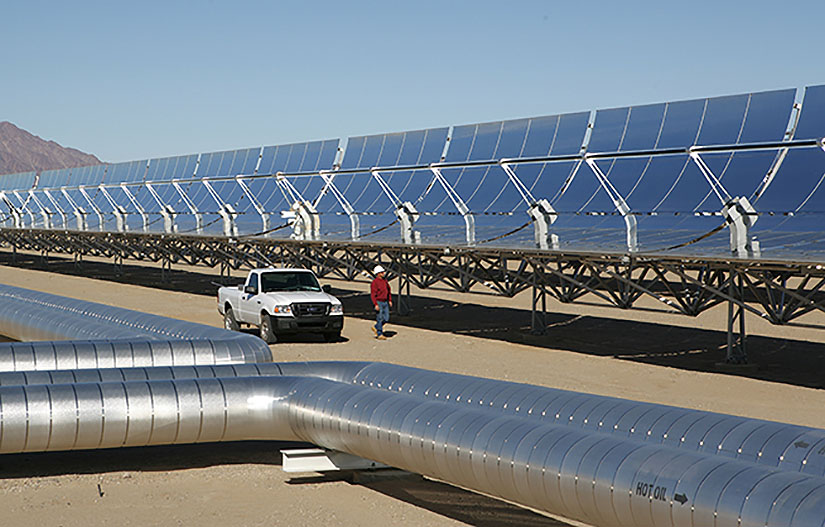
left=322, top=284, right=332, bottom=294
left=244, top=285, right=258, bottom=295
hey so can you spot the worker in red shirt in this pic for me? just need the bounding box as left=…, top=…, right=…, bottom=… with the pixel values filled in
left=370, top=265, right=392, bottom=340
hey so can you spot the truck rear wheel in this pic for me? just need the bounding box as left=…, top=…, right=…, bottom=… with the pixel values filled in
left=224, top=307, right=240, bottom=332
left=260, top=313, right=277, bottom=344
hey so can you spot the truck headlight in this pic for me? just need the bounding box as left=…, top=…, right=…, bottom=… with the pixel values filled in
left=330, top=304, right=343, bottom=315
left=272, top=305, right=292, bottom=314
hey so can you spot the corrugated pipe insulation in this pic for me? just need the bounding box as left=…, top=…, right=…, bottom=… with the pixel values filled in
left=0, top=283, right=822, bottom=526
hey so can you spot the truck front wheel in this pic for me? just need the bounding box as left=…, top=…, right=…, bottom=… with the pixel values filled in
left=224, top=306, right=240, bottom=332
left=260, top=313, right=277, bottom=344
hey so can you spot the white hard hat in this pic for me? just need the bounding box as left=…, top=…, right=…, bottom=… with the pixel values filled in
left=373, top=265, right=385, bottom=275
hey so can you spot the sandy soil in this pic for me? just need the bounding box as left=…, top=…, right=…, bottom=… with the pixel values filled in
left=0, top=255, right=824, bottom=526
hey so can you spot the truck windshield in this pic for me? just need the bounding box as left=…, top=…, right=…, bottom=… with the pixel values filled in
left=260, top=271, right=321, bottom=292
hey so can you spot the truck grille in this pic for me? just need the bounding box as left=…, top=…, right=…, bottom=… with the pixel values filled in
left=292, top=303, right=330, bottom=318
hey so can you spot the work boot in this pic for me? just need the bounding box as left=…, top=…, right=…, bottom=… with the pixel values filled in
left=376, top=335, right=387, bottom=340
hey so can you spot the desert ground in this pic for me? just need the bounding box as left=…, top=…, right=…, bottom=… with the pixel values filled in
left=1, top=251, right=824, bottom=526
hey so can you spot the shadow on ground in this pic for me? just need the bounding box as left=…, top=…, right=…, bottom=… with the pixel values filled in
left=0, top=440, right=572, bottom=526
left=359, top=475, right=569, bottom=526
left=3, top=251, right=825, bottom=389
left=289, top=471, right=569, bottom=526
left=0, top=441, right=299, bottom=478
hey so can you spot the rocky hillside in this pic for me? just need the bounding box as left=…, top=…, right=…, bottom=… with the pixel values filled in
left=0, top=121, right=100, bottom=175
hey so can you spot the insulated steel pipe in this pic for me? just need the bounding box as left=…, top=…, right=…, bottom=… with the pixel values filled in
left=0, top=362, right=371, bottom=387
left=347, top=363, right=825, bottom=479
left=287, top=377, right=825, bottom=527
left=2, top=360, right=824, bottom=480
left=0, top=376, right=297, bottom=452
left=0, top=374, right=822, bottom=527
left=1, top=284, right=824, bottom=525
left=0, top=283, right=271, bottom=368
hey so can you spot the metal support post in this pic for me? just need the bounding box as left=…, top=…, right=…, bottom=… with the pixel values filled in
left=429, top=166, right=475, bottom=245
left=203, top=180, right=238, bottom=237
left=396, top=202, right=421, bottom=245
left=172, top=181, right=202, bottom=234
left=161, top=256, right=171, bottom=282
left=146, top=184, right=176, bottom=233
left=13, top=191, right=36, bottom=227
left=722, top=196, right=760, bottom=258
left=115, top=205, right=128, bottom=232
left=501, top=162, right=560, bottom=250
left=584, top=158, right=637, bottom=252
left=236, top=178, right=270, bottom=233
left=371, top=170, right=422, bottom=244
left=395, top=268, right=411, bottom=316
left=121, top=184, right=149, bottom=232
left=43, top=190, right=67, bottom=229
left=527, top=199, right=559, bottom=250
left=531, top=277, right=547, bottom=335
left=28, top=191, right=51, bottom=229
left=61, top=188, right=88, bottom=231
left=726, top=272, right=747, bottom=364
left=288, top=200, right=320, bottom=240
left=219, top=204, right=238, bottom=237
left=78, top=187, right=104, bottom=231
left=162, top=206, right=176, bottom=233
left=690, top=151, right=760, bottom=257
left=100, top=186, right=127, bottom=232
left=318, top=172, right=359, bottom=240
left=39, top=209, right=51, bottom=229
left=113, top=253, right=123, bottom=275
left=1, top=192, right=23, bottom=229
left=275, top=173, right=323, bottom=240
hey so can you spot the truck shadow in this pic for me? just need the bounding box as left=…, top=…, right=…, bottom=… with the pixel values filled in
left=2, top=251, right=825, bottom=389
left=235, top=326, right=350, bottom=344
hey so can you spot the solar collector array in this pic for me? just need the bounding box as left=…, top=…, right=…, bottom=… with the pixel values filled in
left=1, top=85, right=823, bottom=260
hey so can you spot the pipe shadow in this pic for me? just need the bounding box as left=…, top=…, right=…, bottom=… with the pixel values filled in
left=0, top=443, right=574, bottom=525
left=2, top=251, right=825, bottom=389
left=359, top=476, right=573, bottom=526
left=0, top=441, right=304, bottom=478
left=288, top=471, right=572, bottom=526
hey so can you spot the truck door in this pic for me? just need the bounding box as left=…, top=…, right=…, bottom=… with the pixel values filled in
left=239, top=273, right=262, bottom=324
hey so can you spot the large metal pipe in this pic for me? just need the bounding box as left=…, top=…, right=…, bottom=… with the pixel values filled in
left=0, top=283, right=271, bottom=368
left=286, top=377, right=825, bottom=527
left=0, top=374, right=822, bottom=527
left=348, top=363, right=825, bottom=479
left=1, top=284, right=824, bottom=525
left=2, top=360, right=824, bottom=480
left=0, top=361, right=371, bottom=386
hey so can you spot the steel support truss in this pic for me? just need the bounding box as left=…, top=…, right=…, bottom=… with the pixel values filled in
left=1, top=228, right=824, bottom=363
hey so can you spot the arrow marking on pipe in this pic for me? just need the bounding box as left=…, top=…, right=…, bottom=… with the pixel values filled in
left=673, top=493, right=688, bottom=505
left=795, top=440, right=810, bottom=448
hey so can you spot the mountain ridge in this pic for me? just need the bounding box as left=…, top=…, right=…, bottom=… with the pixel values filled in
left=0, top=121, right=100, bottom=176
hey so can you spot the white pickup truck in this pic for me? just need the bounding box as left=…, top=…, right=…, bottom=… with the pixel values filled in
left=217, top=268, right=344, bottom=344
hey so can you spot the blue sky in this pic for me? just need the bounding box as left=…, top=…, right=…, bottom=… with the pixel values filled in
left=2, top=1, right=824, bottom=162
